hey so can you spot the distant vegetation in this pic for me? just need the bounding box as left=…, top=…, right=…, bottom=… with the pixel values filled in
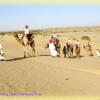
left=0, top=32, right=11, bottom=36
left=81, top=36, right=91, bottom=41
left=0, top=26, right=100, bottom=36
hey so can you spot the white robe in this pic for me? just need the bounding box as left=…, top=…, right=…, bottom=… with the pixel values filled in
left=24, top=28, right=29, bottom=35
left=49, top=43, right=57, bottom=57
left=0, top=44, right=5, bottom=60
left=96, top=50, right=100, bottom=57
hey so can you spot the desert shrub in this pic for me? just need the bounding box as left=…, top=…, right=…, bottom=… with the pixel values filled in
left=81, top=36, right=91, bottom=41
left=6, top=32, right=12, bottom=36
left=72, top=37, right=77, bottom=40
left=0, top=32, right=6, bottom=36
left=38, top=32, right=43, bottom=35
left=73, top=30, right=79, bottom=32
left=33, top=31, right=47, bottom=36
left=84, top=30, right=88, bottom=32
left=32, top=32, right=41, bottom=35
left=0, top=32, right=12, bottom=36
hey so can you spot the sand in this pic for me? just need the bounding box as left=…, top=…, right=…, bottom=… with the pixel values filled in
left=0, top=32, right=100, bottom=96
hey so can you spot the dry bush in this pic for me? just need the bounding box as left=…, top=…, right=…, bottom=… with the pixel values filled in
left=81, top=36, right=91, bottom=41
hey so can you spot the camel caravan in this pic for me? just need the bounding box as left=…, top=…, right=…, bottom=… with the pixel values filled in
left=0, top=25, right=100, bottom=61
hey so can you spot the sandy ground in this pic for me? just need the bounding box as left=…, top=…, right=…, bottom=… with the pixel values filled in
left=0, top=32, right=100, bottom=96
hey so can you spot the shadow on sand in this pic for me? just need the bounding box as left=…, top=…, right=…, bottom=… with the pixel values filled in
left=67, top=55, right=84, bottom=59
left=4, top=55, right=84, bottom=62
left=5, top=57, right=28, bottom=61
left=5, top=55, right=51, bottom=61
left=36, top=54, right=51, bottom=57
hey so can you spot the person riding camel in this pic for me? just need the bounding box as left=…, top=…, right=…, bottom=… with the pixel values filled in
left=49, top=33, right=60, bottom=57
left=67, top=38, right=72, bottom=45
left=83, top=41, right=93, bottom=56
left=24, top=25, right=33, bottom=42
left=66, top=38, right=72, bottom=49
left=51, top=33, right=57, bottom=39
left=51, top=33, right=58, bottom=45
left=87, top=41, right=91, bottom=48
left=75, top=40, right=80, bottom=48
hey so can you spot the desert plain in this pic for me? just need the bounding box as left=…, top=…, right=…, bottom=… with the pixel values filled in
left=0, top=30, right=100, bottom=96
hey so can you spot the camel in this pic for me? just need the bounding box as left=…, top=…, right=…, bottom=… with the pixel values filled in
left=45, top=39, right=61, bottom=57
left=66, top=43, right=74, bottom=57
left=13, top=33, right=35, bottom=58
left=54, top=40, right=61, bottom=57
left=75, top=45, right=80, bottom=58
left=83, top=44, right=93, bottom=56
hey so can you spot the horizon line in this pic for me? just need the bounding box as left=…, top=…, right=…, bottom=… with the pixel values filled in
left=0, top=25, right=100, bottom=33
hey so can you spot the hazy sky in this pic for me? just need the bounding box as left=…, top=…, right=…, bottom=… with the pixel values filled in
left=0, top=4, right=100, bottom=31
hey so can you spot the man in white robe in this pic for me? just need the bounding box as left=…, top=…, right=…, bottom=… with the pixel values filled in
left=49, top=42, right=57, bottom=57
left=96, top=49, right=100, bottom=57
left=0, top=44, right=5, bottom=60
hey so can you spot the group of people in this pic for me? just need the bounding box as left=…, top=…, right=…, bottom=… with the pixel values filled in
left=63, top=38, right=81, bottom=58
left=48, top=33, right=100, bottom=58
left=0, top=25, right=100, bottom=61
left=63, top=38, right=100, bottom=58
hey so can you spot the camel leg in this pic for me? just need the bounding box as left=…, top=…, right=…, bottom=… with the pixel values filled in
left=27, top=45, right=32, bottom=57
left=32, top=48, right=35, bottom=57
left=89, top=51, right=93, bottom=56
left=67, top=51, right=70, bottom=58
left=30, top=43, right=35, bottom=57
left=24, top=45, right=30, bottom=57
left=76, top=50, right=80, bottom=58
left=75, top=49, right=78, bottom=58
left=66, top=51, right=69, bottom=58
left=56, top=49, right=60, bottom=57
left=76, top=52, right=79, bottom=58
left=77, top=53, right=80, bottom=58
left=59, top=50, right=60, bottom=57
left=70, top=51, right=73, bottom=57
left=24, top=47, right=26, bottom=58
